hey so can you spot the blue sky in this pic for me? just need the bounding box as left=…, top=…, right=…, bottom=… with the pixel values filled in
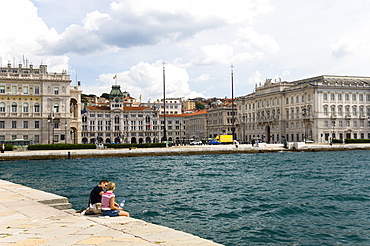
left=1, top=0, right=370, bottom=101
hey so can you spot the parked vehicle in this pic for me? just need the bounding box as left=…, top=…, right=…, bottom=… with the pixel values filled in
left=215, top=135, right=233, bottom=143
left=209, top=135, right=233, bottom=145
left=209, top=139, right=221, bottom=145
left=190, top=141, right=203, bottom=145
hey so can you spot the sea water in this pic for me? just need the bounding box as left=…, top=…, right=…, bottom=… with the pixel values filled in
left=1, top=150, right=369, bottom=245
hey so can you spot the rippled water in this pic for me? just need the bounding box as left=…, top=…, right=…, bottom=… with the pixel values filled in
left=1, top=150, right=370, bottom=245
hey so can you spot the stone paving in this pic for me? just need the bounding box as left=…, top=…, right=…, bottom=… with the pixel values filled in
left=0, top=179, right=223, bottom=246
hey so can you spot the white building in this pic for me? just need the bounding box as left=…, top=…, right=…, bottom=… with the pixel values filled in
left=142, top=98, right=183, bottom=115
left=236, top=75, right=370, bottom=143
left=82, top=86, right=160, bottom=144
left=0, top=63, right=81, bottom=144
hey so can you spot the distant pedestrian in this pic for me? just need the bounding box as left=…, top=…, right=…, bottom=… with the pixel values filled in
left=251, top=139, right=255, bottom=147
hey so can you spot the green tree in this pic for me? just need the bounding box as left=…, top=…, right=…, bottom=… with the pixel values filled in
left=195, top=101, right=205, bottom=110
left=100, top=93, right=110, bottom=100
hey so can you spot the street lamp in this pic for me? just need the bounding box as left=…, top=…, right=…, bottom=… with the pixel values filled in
left=162, top=61, right=167, bottom=142
left=230, top=64, right=235, bottom=141
left=65, top=123, right=67, bottom=143
left=302, top=107, right=307, bottom=142
left=52, top=118, right=55, bottom=144
left=332, top=120, right=336, bottom=139
left=47, top=114, right=55, bottom=144
left=47, top=117, right=50, bottom=144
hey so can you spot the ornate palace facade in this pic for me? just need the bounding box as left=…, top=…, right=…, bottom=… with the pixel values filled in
left=236, top=75, right=370, bottom=143
left=0, top=63, right=81, bottom=144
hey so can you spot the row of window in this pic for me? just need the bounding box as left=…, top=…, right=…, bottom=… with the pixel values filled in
left=268, top=133, right=370, bottom=142
left=244, top=94, right=313, bottom=111
left=244, top=107, right=309, bottom=121
left=324, top=120, right=370, bottom=128
left=0, top=102, right=62, bottom=113
left=82, top=125, right=159, bottom=131
left=0, top=120, right=63, bottom=129
left=323, top=106, right=370, bottom=116
left=323, top=92, right=370, bottom=102
left=83, top=115, right=183, bottom=125
left=88, top=113, right=158, bottom=118
left=0, top=85, right=40, bottom=94
left=84, top=114, right=158, bottom=122
left=0, top=102, right=40, bottom=112
left=0, top=85, right=61, bottom=95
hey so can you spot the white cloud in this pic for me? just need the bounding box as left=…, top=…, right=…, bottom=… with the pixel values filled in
left=190, top=27, right=279, bottom=65
left=83, top=10, right=111, bottom=31
left=192, top=73, right=211, bottom=82
left=37, top=0, right=274, bottom=55
left=84, top=61, right=204, bottom=101
left=248, top=71, right=262, bottom=86
left=192, top=44, right=234, bottom=65
left=331, top=34, right=365, bottom=58
left=0, top=0, right=68, bottom=71
left=40, top=24, right=109, bottom=55
left=110, top=0, right=272, bottom=25
left=234, top=27, right=279, bottom=54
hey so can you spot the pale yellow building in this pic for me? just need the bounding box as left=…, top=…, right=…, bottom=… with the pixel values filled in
left=0, top=63, right=81, bottom=144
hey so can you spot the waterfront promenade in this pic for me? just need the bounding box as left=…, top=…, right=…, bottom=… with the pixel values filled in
left=0, top=143, right=369, bottom=161
left=0, top=179, right=223, bottom=246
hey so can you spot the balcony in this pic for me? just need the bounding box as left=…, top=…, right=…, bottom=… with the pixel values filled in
left=256, top=115, right=279, bottom=123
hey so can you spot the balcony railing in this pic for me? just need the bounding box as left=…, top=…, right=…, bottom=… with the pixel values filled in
left=256, top=115, right=279, bottom=122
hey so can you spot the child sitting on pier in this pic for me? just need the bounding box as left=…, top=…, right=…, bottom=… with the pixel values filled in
left=101, top=182, right=130, bottom=217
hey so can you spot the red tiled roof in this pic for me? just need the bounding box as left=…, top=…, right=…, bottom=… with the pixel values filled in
left=123, top=106, right=151, bottom=111
left=158, top=113, right=188, bottom=117
left=184, top=109, right=208, bottom=116
left=86, top=106, right=110, bottom=111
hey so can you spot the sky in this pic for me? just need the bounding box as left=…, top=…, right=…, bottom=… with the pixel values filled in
left=1, top=0, right=370, bottom=102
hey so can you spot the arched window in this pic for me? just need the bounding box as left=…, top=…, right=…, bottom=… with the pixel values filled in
left=54, top=103, right=59, bottom=113
left=34, top=103, right=40, bottom=112
left=11, top=102, right=17, bottom=112
left=23, top=102, right=29, bottom=112
left=0, top=102, right=5, bottom=112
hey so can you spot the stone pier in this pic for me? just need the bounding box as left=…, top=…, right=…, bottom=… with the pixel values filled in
left=0, top=179, right=223, bottom=246
left=0, top=143, right=369, bottom=161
